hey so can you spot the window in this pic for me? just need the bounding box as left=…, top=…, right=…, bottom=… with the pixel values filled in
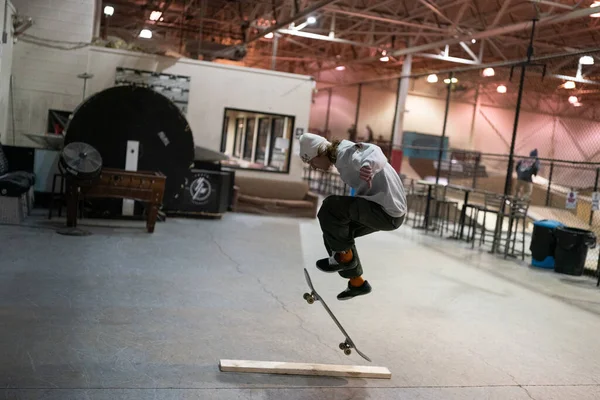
left=233, top=118, right=244, bottom=157
left=221, top=108, right=295, bottom=173
left=254, top=117, right=270, bottom=165
left=269, top=118, right=286, bottom=168
left=243, top=118, right=255, bottom=161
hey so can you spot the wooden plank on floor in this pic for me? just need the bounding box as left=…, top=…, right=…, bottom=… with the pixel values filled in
left=219, top=359, right=391, bottom=379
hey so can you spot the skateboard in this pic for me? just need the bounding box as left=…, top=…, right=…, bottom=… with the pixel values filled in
left=302, top=268, right=372, bottom=362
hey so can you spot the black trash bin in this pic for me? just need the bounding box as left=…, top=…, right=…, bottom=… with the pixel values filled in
left=530, top=219, right=564, bottom=269
left=554, top=227, right=597, bottom=276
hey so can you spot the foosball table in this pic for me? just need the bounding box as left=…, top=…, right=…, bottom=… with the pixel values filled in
left=65, top=168, right=166, bottom=233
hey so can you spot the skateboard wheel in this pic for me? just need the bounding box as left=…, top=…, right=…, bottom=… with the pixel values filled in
left=339, top=343, right=345, bottom=350
left=344, top=348, right=352, bottom=356
left=303, top=293, right=310, bottom=300
left=307, top=297, right=314, bottom=304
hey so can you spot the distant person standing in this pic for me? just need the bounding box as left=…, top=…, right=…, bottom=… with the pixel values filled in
left=365, top=125, right=374, bottom=143
left=348, top=124, right=358, bottom=142
left=514, top=149, right=540, bottom=200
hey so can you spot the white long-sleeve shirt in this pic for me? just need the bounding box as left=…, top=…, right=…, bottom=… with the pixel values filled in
left=334, top=140, right=407, bottom=218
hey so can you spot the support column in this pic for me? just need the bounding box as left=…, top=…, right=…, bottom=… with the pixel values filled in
left=436, top=72, right=453, bottom=185
left=469, top=84, right=481, bottom=150
left=550, top=116, right=557, bottom=159
left=271, top=34, right=279, bottom=70
left=504, top=21, right=537, bottom=197
left=353, top=83, right=362, bottom=138
left=391, top=54, right=413, bottom=149
left=324, top=88, right=332, bottom=134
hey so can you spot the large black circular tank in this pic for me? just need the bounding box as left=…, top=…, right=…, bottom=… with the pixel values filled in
left=64, top=85, right=195, bottom=210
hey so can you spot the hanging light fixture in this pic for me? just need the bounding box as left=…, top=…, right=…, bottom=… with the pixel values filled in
left=568, top=95, right=579, bottom=104
left=427, top=74, right=438, bottom=83
left=264, top=32, right=274, bottom=39
left=497, top=85, right=507, bottom=94
left=563, top=81, right=576, bottom=89
left=443, top=77, right=458, bottom=84
left=379, top=50, right=390, bottom=62
left=482, top=67, right=495, bottom=77
left=591, top=1, right=600, bottom=18
left=149, top=11, right=162, bottom=21
left=139, top=29, right=152, bottom=39
left=379, top=50, right=389, bottom=62
left=335, top=65, right=346, bottom=71
left=104, top=5, right=114, bottom=16
left=580, top=55, right=594, bottom=65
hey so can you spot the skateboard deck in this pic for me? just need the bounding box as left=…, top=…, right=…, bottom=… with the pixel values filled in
left=303, top=268, right=372, bottom=362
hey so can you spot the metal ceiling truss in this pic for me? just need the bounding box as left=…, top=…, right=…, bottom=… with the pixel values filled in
left=101, top=0, right=600, bottom=101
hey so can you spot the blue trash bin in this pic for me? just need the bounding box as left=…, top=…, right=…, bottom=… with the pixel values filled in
left=530, top=219, right=564, bottom=269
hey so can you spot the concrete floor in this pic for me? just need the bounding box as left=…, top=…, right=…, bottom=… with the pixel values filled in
left=1, top=210, right=600, bottom=399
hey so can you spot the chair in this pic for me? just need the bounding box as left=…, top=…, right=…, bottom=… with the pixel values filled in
left=405, top=180, right=429, bottom=228
left=432, top=185, right=459, bottom=237
left=468, top=193, right=505, bottom=249
left=0, top=143, right=36, bottom=223
left=503, top=198, right=531, bottom=260
left=48, top=173, right=67, bottom=219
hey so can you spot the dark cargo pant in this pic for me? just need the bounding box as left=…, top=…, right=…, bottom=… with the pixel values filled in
left=317, top=195, right=405, bottom=279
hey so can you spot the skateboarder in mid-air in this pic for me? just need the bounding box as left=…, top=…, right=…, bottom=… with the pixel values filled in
left=299, top=133, right=407, bottom=300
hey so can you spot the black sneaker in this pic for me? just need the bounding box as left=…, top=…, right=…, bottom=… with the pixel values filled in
left=316, top=254, right=358, bottom=273
left=337, top=280, right=372, bottom=301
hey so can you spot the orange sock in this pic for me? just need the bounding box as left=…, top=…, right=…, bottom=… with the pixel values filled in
left=349, top=276, right=365, bottom=287
left=336, top=249, right=353, bottom=263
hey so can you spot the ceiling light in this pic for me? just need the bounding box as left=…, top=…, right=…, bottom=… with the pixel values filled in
left=591, top=1, right=600, bottom=17
left=335, top=65, right=345, bottom=71
left=307, top=16, right=317, bottom=24
left=104, top=5, right=114, bottom=16
left=443, top=77, right=458, bottom=84
left=497, top=85, right=507, bottom=94
left=482, top=67, right=495, bottom=77
left=564, top=81, right=576, bottom=89
left=574, top=102, right=583, bottom=107
left=264, top=32, right=274, bottom=39
left=139, top=29, right=152, bottom=39
left=569, top=95, right=578, bottom=104
left=149, top=11, right=162, bottom=21
left=380, top=56, right=389, bottom=62
left=427, top=74, right=438, bottom=83
left=580, top=55, right=594, bottom=65
left=471, top=38, right=476, bottom=44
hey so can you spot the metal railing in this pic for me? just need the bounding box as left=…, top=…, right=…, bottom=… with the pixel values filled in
left=397, top=144, right=600, bottom=275
left=303, top=166, right=352, bottom=197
